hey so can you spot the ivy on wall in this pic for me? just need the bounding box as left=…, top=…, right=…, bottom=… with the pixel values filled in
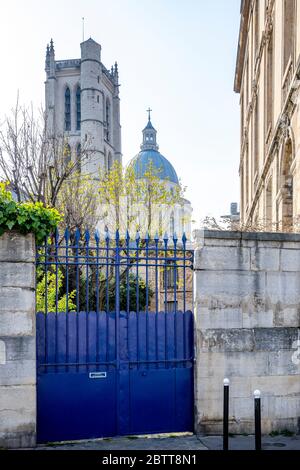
left=0, top=182, right=61, bottom=243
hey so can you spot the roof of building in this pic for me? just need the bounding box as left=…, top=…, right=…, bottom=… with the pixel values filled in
left=129, top=149, right=179, bottom=185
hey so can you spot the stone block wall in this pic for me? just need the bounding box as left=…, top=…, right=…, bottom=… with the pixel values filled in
left=0, top=232, right=36, bottom=448
left=194, top=229, right=300, bottom=435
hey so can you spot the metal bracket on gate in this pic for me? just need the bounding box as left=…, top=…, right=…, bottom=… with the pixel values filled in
left=89, top=372, right=107, bottom=379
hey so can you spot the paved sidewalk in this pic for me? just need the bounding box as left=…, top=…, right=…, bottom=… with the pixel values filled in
left=36, top=433, right=300, bottom=451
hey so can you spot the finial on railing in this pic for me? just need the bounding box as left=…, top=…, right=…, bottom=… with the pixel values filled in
left=94, top=229, right=100, bottom=245
left=84, top=229, right=90, bottom=244
left=75, top=227, right=80, bottom=244
left=64, top=227, right=70, bottom=243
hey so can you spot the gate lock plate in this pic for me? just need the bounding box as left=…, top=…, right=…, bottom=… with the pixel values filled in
left=89, top=372, right=107, bottom=379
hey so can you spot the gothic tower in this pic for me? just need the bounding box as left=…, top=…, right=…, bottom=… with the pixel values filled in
left=45, top=38, right=122, bottom=176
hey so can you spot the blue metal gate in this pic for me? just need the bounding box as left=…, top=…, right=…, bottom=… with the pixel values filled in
left=36, top=229, right=194, bottom=443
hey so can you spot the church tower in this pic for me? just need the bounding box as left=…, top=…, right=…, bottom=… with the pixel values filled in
left=45, top=38, right=122, bottom=176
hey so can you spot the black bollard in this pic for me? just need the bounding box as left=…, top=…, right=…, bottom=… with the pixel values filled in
left=223, top=378, right=229, bottom=451
left=254, top=390, right=262, bottom=451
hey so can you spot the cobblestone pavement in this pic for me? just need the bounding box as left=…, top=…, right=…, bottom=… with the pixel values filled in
left=36, top=433, right=300, bottom=451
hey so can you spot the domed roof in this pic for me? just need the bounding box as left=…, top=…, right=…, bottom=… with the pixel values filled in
left=129, top=112, right=179, bottom=185
left=130, top=149, right=179, bottom=185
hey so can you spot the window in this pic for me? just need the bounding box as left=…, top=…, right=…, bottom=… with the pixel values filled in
left=254, top=0, right=260, bottom=57
left=283, top=0, right=295, bottom=73
left=253, top=92, right=259, bottom=176
left=64, top=144, right=71, bottom=166
left=76, top=86, right=81, bottom=131
left=97, top=95, right=99, bottom=103
left=97, top=76, right=100, bottom=83
left=265, top=33, right=273, bottom=134
left=105, top=99, right=111, bottom=142
left=65, top=87, right=71, bottom=131
left=108, top=152, right=113, bottom=171
left=76, top=144, right=81, bottom=173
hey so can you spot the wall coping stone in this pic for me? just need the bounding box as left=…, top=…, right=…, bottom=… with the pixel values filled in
left=193, top=229, right=300, bottom=243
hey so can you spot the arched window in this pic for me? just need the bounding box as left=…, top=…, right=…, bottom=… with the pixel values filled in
left=76, top=86, right=81, bottom=131
left=64, top=144, right=71, bottom=166
left=105, top=98, right=111, bottom=142
left=76, top=143, right=81, bottom=173
left=281, top=139, right=294, bottom=230
left=65, top=87, right=71, bottom=131
left=108, top=152, right=113, bottom=171
left=283, top=0, right=295, bottom=74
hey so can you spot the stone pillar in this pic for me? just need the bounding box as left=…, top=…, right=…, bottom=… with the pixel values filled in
left=194, top=229, right=300, bottom=435
left=0, top=232, right=36, bottom=448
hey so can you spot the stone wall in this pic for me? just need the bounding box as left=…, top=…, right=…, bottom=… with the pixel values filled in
left=194, top=229, right=300, bottom=435
left=0, top=232, right=36, bottom=448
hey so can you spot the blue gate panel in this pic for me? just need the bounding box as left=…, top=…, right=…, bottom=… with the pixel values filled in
left=37, top=310, right=194, bottom=442
left=129, top=369, right=176, bottom=434
left=175, top=367, right=194, bottom=431
left=37, top=371, right=117, bottom=443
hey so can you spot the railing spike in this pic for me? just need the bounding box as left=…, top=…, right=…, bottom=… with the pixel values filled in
left=94, top=229, right=100, bottom=244
left=64, top=227, right=70, bottom=243
left=126, top=229, right=130, bottom=242
left=182, top=232, right=187, bottom=244
left=75, top=227, right=80, bottom=243
left=154, top=231, right=159, bottom=242
left=136, top=231, right=140, bottom=243
left=116, top=229, right=120, bottom=244
left=85, top=229, right=90, bottom=243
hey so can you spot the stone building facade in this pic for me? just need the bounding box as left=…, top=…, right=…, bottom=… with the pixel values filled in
left=45, top=38, right=122, bottom=176
left=235, top=0, right=300, bottom=230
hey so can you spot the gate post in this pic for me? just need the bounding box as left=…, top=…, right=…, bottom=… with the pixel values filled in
left=0, top=232, right=36, bottom=448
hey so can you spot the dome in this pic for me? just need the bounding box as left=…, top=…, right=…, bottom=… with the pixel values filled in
left=130, top=149, right=179, bottom=185
left=129, top=112, right=179, bottom=185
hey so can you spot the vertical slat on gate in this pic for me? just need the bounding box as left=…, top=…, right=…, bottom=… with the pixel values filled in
left=148, top=312, right=156, bottom=367
left=57, top=313, right=67, bottom=371
left=128, top=312, right=137, bottom=369
left=138, top=313, right=146, bottom=368
left=166, top=312, right=175, bottom=367
left=175, top=312, right=184, bottom=363
left=78, top=311, right=87, bottom=373
left=68, top=312, right=77, bottom=372
left=88, top=312, right=97, bottom=368
left=98, top=312, right=108, bottom=371
left=157, top=312, right=165, bottom=369
left=46, top=313, right=56, bottom=373
left=36, top=313, right=45, bottom=371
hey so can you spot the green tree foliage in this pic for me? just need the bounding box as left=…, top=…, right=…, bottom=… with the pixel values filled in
left=36, top=267, right=76, bottom=313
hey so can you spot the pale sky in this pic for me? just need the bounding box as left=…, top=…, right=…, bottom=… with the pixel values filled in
left=0, top=0, right=241, bottom=227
